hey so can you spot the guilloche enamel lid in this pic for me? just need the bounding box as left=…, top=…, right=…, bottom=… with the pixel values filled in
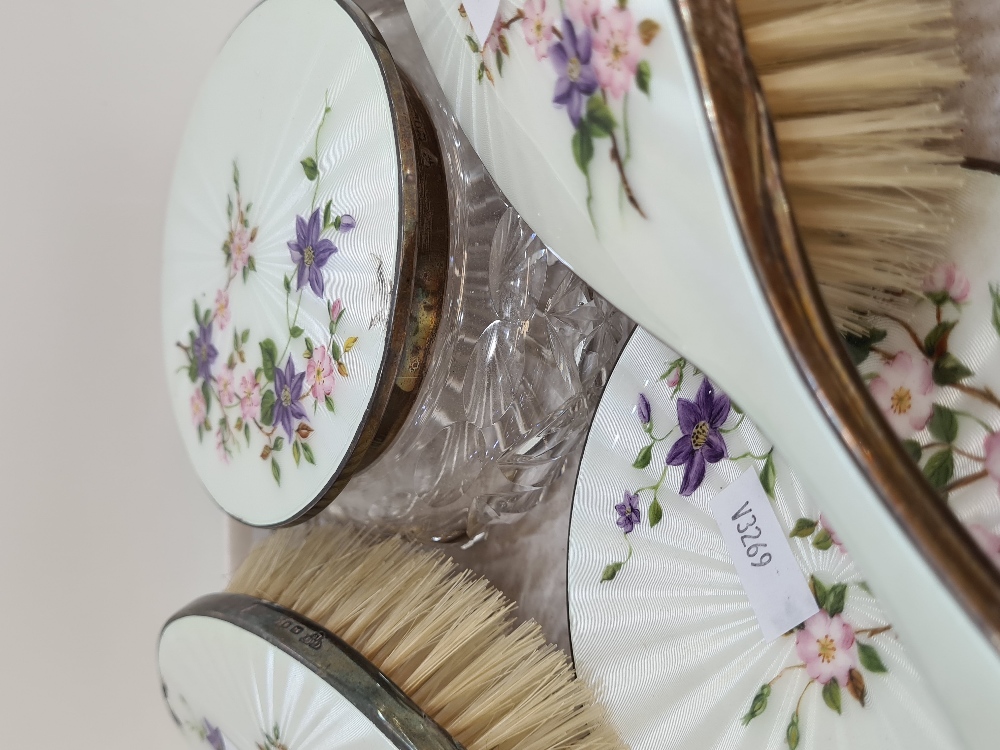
left=160, top=594, right=461, bottom=750
left=161, top=0, right=447, bottom=527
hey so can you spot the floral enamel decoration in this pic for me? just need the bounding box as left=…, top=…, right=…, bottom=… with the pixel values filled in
left=847, top=264, right=1000, bottom=501
left=162, top=684, right=229, bottom=750
left=257, top=723, right=288, bottom=750
left=742, top=578, right=891, bottom=749
left=600, top=362, right=776, bottom=582
left=458, top=0, right=659, bottom=226
left=176, top=95, right=358, bottom=485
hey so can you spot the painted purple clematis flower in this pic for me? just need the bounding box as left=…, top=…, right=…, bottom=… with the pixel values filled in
left=665, top=378, right=730, bottom=496
left=288, top=207, right=337, bottom=296
left=637, top=393, right=651, bottom=424
left=339, top=214, right=356, bottom=232
left=550, top=17, right=598, bottom=126
left=204, top=720, right=226, bottom=750
left=615, top=491, right=641, bottom=533
left=273, top=357, right=308, bottom=439
left=192, top=322, right=218, bottom=381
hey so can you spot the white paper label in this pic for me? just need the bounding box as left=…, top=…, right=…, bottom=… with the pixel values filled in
left=711, top=470, right=819, bottom=641
left=463, top=0, right=501, bottom=50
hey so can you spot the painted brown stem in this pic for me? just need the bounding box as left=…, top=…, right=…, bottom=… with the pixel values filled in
left=943, top=469, right=989, bottom=494
left=855, top=625, right=893, bottom=637
left=609, top=130, right=646, bottom=218
left=949, top=382, right=1000, bottom=411
left=881, top=312, right=924, bottom=353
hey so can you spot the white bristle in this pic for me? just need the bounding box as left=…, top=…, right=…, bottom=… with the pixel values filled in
left=228, top=525, right=623, bottom=750
left=735, top=0, right=967, bottom=332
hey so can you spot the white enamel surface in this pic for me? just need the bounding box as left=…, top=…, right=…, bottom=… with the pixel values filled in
left=403, top=0, right=1000, bottom=742
left=160, top=615, right=398, bottom=750
left=162, top=0, right=400, bottom=526
left=568, top=327, right=964, bottom=750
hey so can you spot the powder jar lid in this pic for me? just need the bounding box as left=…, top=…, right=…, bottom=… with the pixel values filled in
left=162, top=0, right=447, bottom=526
left=159, top=593, right=462, bottom=750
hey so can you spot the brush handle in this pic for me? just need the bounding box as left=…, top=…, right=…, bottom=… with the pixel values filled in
left=400, top=0, right=1000, bottom=744
left=589, top=3, right=1000, bottom=746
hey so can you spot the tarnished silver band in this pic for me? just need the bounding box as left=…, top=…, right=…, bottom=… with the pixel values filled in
left=164, top=593, right=465, bottom=750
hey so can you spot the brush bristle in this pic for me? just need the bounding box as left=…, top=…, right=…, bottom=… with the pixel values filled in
left=735, top=0, right=967, bottom=332
left=228, top=524, right=623, bottom=750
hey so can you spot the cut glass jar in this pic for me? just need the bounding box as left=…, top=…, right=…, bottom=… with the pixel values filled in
left=161, top=0, right=631, bottom=540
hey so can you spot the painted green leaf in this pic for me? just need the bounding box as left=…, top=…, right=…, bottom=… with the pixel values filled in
left=330, top=339, right=342, bottom=361
left=496, top=49, right=504, bottom=76
left=636, top=60, right=651, bottom=95
left=247, top=255, right=256, bottom=272
left=334, top=215, right=342, bottom=230
left=822, top=679, right=842, bottom=714
left=923, top=320, right=957, bottom=358
left=786, top=713, right=800, bottom=750
left=201, top=380, right=212, bottom=417
left=586, top=95, right=617, bottom=137
left=926, top=290, right=950, bottom=306
left=842, top=327, right=887, bottom=366
left=260, top=339, right=279, bottom=381
left=260, top=389, right=276, bottom=426
left=932, top=353, right=973, bottom=385
left=242, top=266, right=249, bottom=283
left=271, top=458, right=281, bottom=485
left=272, top=436, right=284, bottom=452
left=292, top=440, right=301, bottom=466
left=990, top=283, right=1000, bottom=339
left=741, top=684, right=771, bottom=725
left=811, top=575, right=829, bottom=609
left=812, top=528, right=833, bottom=551
left=323, top=199, right=332, bottom=230
left=465, top=34, right=479, bottom=53
left=572, top=124, right=594, bottom=175
left=824, top=583, right=847, bottom=616
left=923, top=448, right=954, bottom=489
left=901, top=439, right=922, bottom=463
left=477, top=62, right=485, bottom=82
left=649, top=498, right=663, bottom=527
left=300, top=157, right=319, bottom=181
left=759, top=452, right=776, bottom=500
left=188, top=361, right=199, bottom=383
left=633, top=443, right=653, bottom=469
left=283, top=275, right=292, bottom=294
left=302, top=442, right=316, bottom=465
left=858, top=643, right=888, bottom=673
left=789, top=518, right=818, bottom=538
left=290, top=326, right=304, bottom=339
left=244, top=423, right=251, bottom=446
left=857, top=580, right=874, bottom=596
left=324, top=395, right=335, bottom=413
left=226, top=194, right=233, bottom=219
left=600, top=562, right=624, bottom=582
left=928, top=404, right=959, bottom=444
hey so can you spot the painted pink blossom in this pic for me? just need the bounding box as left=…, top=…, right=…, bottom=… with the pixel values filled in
left=795, top=610, right=859, bottom=686
left=522, top=0, right=554, bottom=59
left=923, top=262, right=970, bottom=304
left=985, top=432, right=1000, bottom=488
left=819, top=513, right=846, bottom=553
left=230, top=225, right=252, bottom=272
left=306, top=346, right=336, bottom=400
left=665, top=368, right=680, bottom=388
left=191, top=389, right=206, bottom=427
left=214, top=290, right=231, bottom=331
left=868, top=351, right=935, bottom=436
left=566, top=0, right=601, bottom=27
left=968, top=524, right=1000, bottom=569
left=239, top=373, right=261, bottom=423
left=330, top=298, right=344, bottom=324
left=482, top=16, right=504, bottom=54
left=217, top=367, right=237, bottom=407
left=592, top=7, right=640, bottom=100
